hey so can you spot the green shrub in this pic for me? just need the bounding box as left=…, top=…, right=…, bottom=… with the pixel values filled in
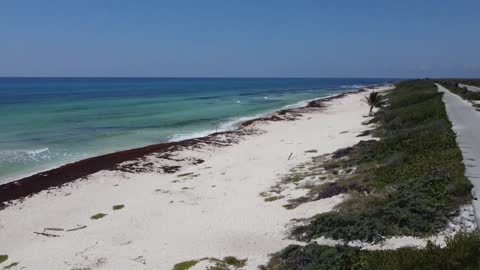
left=261, top=232, right=480, bottom=270
left=173, top=260, right=198, bottom=270
left=90, top=213, right=107, bottom=220
left=113, top=204, right=125, bottom=210
left=290, top=80, right=472, bottom=243
left=223, top=256, right=247, bottom=268
left=437, top=79, right=480, bottom=101
left=361, top=231, right=480, bottom=270
left=0, top=255, right=7, bottom=264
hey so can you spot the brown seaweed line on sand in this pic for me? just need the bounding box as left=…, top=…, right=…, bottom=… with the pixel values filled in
left=0, top=88, right=366, bottom=208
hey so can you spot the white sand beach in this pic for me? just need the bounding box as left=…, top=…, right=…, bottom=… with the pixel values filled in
left=0, top=86, right=393, bottom=270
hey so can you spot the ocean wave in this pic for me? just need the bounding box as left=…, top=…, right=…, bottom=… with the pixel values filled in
left=0, top=148, right=53, bottom=163
left=167, top=91, right=351, bottom=143
left=168, top=129, right=217, bottom=142
left=26, top=147, right=49, bottom=155
left=341, top=84, right=366, bottom=89
left=0, top=147, right=86, bottom=183
left=167, top=114, right=262, bottom=142
left=281, top=92, right=345, bottom=109
left=218, top=116, right=259, bottom=130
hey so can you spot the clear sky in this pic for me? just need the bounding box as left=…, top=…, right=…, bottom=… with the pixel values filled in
left=1, top=0, right=479, bottom=78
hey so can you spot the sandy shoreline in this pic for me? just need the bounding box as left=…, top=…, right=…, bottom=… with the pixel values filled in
left=0, top=85, right=392, bottom=269
left=0, top=87, right=375, bottom=208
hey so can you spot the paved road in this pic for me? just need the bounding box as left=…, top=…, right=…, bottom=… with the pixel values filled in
left=459, top=83, right=480, bottom=93
left=437, top=83, right=480, bottom=224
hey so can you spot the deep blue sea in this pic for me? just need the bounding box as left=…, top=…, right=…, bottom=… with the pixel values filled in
left=0, top=78, right=396, bottom=183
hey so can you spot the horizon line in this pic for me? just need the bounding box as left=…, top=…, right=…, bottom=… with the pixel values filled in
left=0, top=76, right=412, bottom=79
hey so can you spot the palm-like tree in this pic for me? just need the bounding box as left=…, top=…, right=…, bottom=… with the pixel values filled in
left=364, top=91, right=385, bottom=116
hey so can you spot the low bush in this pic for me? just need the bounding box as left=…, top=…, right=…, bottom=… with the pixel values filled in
left=90, top=213, right=107, bottom=220
left=290, top=80, right=472, bottom=243
left=261, top=232, right=480, bottom=270
left=113, top=204, right=125, bottom=210
left=0, top=255, right=7, bottom=264
left=173, top=260, right=198, bottom=270
left=437, top=79, right=480, bottom=100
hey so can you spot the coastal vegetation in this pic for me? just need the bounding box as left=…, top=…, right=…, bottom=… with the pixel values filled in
left=172, top=257, right=247, bottom=270
left=260, top=231, right=480, bottom=270
left=439, top=79, right=480, bottom=88
left=436, top=80, right=480, bottom=102
left=113, top=204, right=125, bottom=210
left=90, top=213, right=107, bottom=220
left=173, top=260, right=198, bottom=270
left=0, top=255, right=7, bottom=264
left=260, top=80, right=480, bottom=269
left=207, top=256, right=247, bottom=270
left=264, top=195, right=284, bottom=202
left=289, top=80, right=472, bottom=243
left=363, top=91, right=385, bottom=116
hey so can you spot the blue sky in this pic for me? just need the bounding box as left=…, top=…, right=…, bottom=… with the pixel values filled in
left=0, top=0, right=479, bottom=78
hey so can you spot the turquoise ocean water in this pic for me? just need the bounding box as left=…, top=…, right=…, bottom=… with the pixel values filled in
left=0, top=78, right=396, bottom=184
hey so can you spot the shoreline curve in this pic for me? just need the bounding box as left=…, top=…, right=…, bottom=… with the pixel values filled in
left=0, top=87, right=373, bottom=208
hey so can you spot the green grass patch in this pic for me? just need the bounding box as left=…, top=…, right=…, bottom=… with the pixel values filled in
left=172, top=260, right=198, bottom=270
left=113, top=204, right=124, bottom=210
left=260, top=231, right=480, bottom=270
left=262, top=154, right=350, bottom=210
left=207, top=257, right=247, bottom=270
left=222, top=256, right=247, bottom=268
left=172, top=257, right=246, bottom=270
left=289, top=80, right=472, bottom=243
left=282, top=204, right=297, bottom=210
left=0, top=255, right=7, bottom=264
left=90, top=213, right=107, bottom=220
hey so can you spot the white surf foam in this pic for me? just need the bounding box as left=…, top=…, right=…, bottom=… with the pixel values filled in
left=167, top=90, right=358, bottom=143
left=26, top=147, right=49, bottom=156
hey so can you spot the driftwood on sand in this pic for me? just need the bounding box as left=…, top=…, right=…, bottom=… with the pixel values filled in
left=34, top=231, right=60, bottom=238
